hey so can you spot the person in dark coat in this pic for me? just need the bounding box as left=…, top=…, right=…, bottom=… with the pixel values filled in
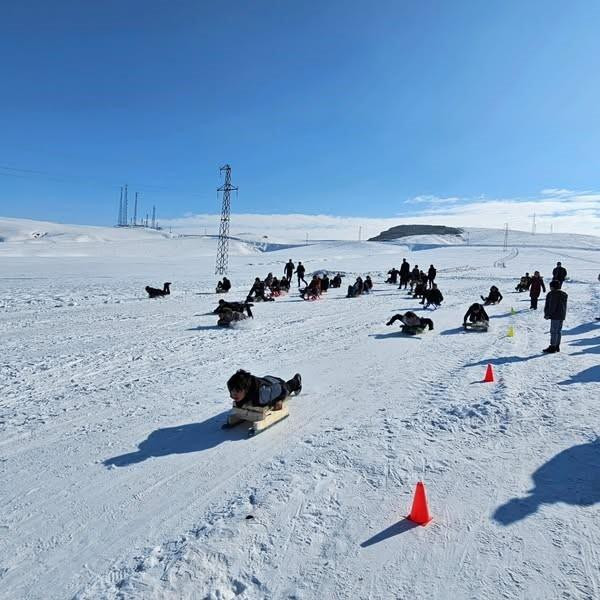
left=213, top=299, right=253, bottom=317
left=347, top=276, right=364, bottom=298
left=321, top=274, right=330, bottom=292
left=399, top=259, right=411, bottom=289
left=295, top=262, right=307, bottom=287
left=216, top=277, right=231, bottom=293
left=543, top=279, right=568, bottom=353
left=284, top=259, right=295, bottom=281
left=423, top=283, right=443, bottom=308
left=331, top=273, right=343, bottom=288
left=413, top=279, right=427, bottom=300
left=481, top=285, right=503, bottom=305
left=427, top=265, right=437, bottom=289
left=217, top=307, right=250, bottom=327
left=386, top=268, right=400, bottom=284
left=301, top=275, right=321, bottom=300
left=463, top=303, right=489, bottom=326
left=409, top=266, right=420, bottom=291
left=529, top=271, right=546, bottom=310
left=364, top=275, right=373, bottom=293
left=227, top=370, right=302, bottom=409
left=552, top=262, right=567, bottom=285
left=386, top=311, right=434, bottom=331
left=247, top=278, right=274, bottom=302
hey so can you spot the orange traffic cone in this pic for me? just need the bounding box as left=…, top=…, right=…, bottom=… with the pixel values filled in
left=483, top=363, right=495, bottom=383
left=407, top=481, right=433, bottom=525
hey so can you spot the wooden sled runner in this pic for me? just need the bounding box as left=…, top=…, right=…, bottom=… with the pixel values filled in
left=464, top=321, right=489, bottom=332
left=223, top=401, right=290, bottom=436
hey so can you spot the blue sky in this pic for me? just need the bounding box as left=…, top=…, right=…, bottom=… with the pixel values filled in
left=1, top=1, right=600, bottom=228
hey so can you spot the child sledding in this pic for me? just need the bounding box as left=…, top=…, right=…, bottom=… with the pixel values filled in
left=223, top=370, right=302, bottom=435
left=300, top=275, right=322, bottom=301
left=213, top=299, right=253, bottom=327
left=481, top=285, right=503, bottom=305
left=386, top=311, right=434, bottom=335
left=145, top=282, right=171, bottom=298
left=463, top=303, right=489, bottom=331
left=216, top=277, right=231, bottom=293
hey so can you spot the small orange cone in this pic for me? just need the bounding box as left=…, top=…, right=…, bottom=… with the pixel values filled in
left=407, top=481, right=433, bottom=525
left=483, top=363, right=495, bottom=383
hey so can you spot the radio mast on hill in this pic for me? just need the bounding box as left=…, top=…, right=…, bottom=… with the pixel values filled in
left=215, top=164, right=238, bottom=275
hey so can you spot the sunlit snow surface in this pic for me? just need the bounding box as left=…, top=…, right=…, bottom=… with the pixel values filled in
left=1, top=218, right=599, bottom=599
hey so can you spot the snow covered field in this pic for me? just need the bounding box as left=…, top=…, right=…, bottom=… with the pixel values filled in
left=1, top=220, right=600, bottom=600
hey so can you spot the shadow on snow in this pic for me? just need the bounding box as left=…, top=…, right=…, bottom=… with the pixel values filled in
left=103, top=411, right=245, bottom=467
left=493, top=440, right=600, bottom=525
left=559, top=365, right=600, bottom=385
left=360, top=518, right=419, bottom=547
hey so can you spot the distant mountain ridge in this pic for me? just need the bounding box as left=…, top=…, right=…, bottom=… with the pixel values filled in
left=368, top=224, right=463, bottom=241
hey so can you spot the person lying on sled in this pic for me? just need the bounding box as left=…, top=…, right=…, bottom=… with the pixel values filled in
left=386, top=311, right=434, bottom=331
left=463, top=303, right=489, bottom=326
left=227, top=369, right=302, bottom=410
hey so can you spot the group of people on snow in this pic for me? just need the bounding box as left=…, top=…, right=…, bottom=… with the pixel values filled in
left=219, top=256, right=577, bottom=414
left=347, top=275, right=373, bottom=298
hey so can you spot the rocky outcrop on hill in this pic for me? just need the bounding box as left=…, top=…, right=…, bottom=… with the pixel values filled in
left=368, top=224, right=463, bottom=242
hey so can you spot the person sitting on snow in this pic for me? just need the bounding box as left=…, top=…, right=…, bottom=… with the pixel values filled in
left=481, top=285, right=503, bottom=305
left=386, top=268, right=400, bottom=284
left=247, top=277, right=274, bottom=302
left=413, top=279, right=427, bottom=300
left=422, top=283, right=443, bottom=308
left=216, top=277, right=231, bottom=293
left=301, top=275, right=322, bottom=300
left=331, top=273, right=343, bottom=288
left=463, top=303, right=489, bottom=326
left=364, top=275, right=373, bottom=293
left=227, top=369, right=302, bottom=410
left=386, top=311, right=434, bottom=331
left=347, top=276, right=364, bottom=298
left=321, top=274, right=330, bottom=292
left=515, top=274, right=531, bottom=293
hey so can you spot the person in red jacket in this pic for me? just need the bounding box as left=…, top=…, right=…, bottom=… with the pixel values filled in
left=529, top=271, right=546, bottom=310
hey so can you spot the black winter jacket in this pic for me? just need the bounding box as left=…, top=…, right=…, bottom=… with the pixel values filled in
left=242, top=375, right=287, bottom=407
left=544, top=289, right=568, bottom=320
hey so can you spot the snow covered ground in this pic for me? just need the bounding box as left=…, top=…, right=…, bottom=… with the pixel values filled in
left=1, top=219, right=600, bottom=599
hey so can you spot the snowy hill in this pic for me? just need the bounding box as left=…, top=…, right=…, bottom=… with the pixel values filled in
left=1, top=215, right=600, bottom=599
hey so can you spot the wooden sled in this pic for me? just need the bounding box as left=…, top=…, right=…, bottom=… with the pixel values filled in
left=401, top=325, right=425, bottom=336
left=224, top=401, right=290, bottom=436
left=464, top=321, right=489, bottom=332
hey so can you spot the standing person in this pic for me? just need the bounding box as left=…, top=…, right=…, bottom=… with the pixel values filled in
left=543, top=279, right=568, bottom=353
left=409, top=265, right=420, bottom=291
left=552, top=262, right=567, bottom=286
left=427, top=265, right=437, bottom=289
left=295, top=262, right=307, bottom=287
left=284, top=259, right=295, bottom=281
left=529, top=271, right=546, bottom=310
left=399, top=259, right=411, bottom=289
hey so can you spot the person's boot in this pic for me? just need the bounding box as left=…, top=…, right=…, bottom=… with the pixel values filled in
left=555, top=345, right=560, bottom=352
left=290, top=373, right=302, bottom=395
left=542, top=345, right=556, bottom=353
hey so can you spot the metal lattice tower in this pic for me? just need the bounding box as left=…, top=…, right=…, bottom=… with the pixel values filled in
left=215, top=164, right=238, bottom=275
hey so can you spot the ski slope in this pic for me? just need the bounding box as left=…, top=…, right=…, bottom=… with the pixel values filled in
left=1, top=220, right=599, bottom=599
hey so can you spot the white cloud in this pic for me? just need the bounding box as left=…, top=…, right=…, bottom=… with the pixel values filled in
left=404, top=195, right=460, bottom=205
left=160, top=189, right=600, bottom=240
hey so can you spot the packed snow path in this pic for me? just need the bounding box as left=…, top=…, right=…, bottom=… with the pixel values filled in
left=1, top=239, right=599, bottom=599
